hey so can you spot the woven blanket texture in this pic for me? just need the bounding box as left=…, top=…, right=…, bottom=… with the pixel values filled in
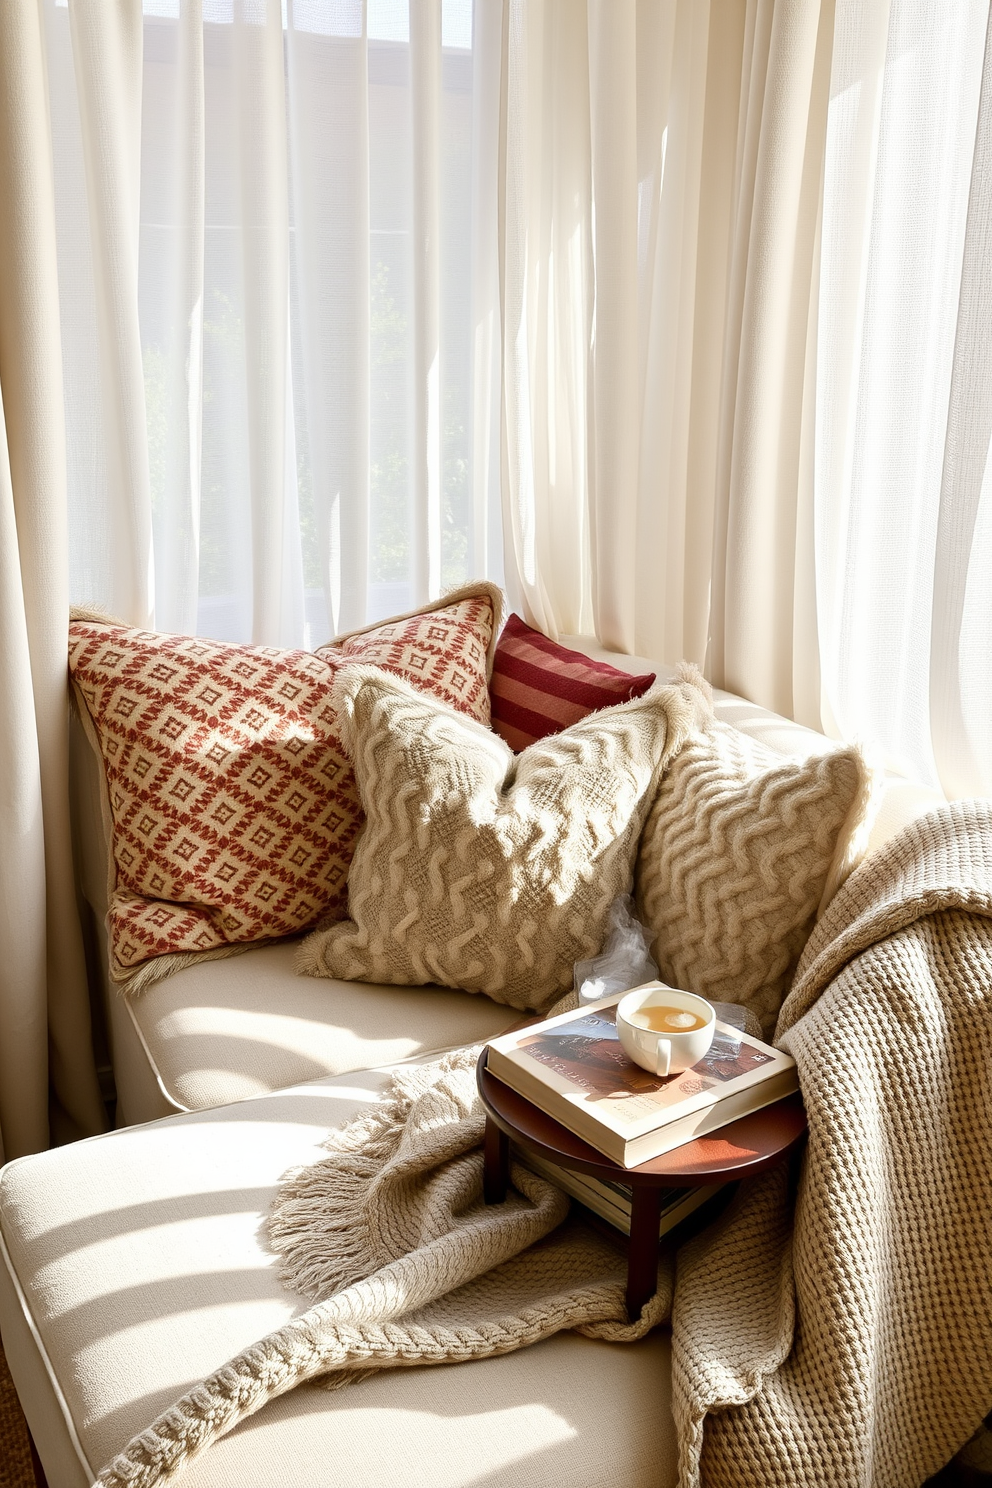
left=95, top=1049, right=670, bottom=1488
left=672, top=799, right=992, bottom=1487
left=97, top=801, right=992, bottom=1488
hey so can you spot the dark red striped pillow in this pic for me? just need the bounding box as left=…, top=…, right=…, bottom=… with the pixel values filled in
left=489, top=614, right=656, bottom=751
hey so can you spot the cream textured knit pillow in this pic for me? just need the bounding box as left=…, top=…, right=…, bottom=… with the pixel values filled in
left=635, top=719, right=878, bottom=1037
left=298, top=664, right=712, bottom=1012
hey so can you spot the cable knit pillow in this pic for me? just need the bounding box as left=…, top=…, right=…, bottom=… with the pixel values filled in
left=635, top=719, right=878, bottom=1037
left=297, top=663, right=711, bottom=1012
left=69, top=583, right=502, bottom=987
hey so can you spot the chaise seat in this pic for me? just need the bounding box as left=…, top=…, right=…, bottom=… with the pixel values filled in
left=104, top=937, right=519, bottom=1125
left=0, top=1066, right=677, bottom=1488
left=3, top=622, right=943, bottom=1486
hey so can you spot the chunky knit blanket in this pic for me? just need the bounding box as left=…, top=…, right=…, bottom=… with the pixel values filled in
left=673, top=799, right=992, bottom=1487
left=97, top=802, right=992, bottom=1488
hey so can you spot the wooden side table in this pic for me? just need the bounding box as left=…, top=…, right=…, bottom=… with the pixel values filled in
left=477, top=1050, right=807, bottom=1322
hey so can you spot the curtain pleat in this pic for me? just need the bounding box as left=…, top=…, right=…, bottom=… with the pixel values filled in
left=632, top=0, right=705, bottom=667
left=69, top=0, right=155, bottom=627
left=500, top=0, right=594, bottom=640
left=587, top=0, right=640, bottom=654
left=815, top=0, right=990, bottom=794
left=286, top=6, right=369, bottom=639
left=152, top=2, right=205, bottom=639
left=710, top=0, right=834, bottom=720
left=930, top=4, right=992, bottom=801
left=411, top=0, right=443, bottom=602
left=0, top=0, right=106, bottom=1162
left=469, top=0, right=503, bottom=586
left=0, top=404, right=49, bottom=1166
left=231, top=1, right=296, bottom=645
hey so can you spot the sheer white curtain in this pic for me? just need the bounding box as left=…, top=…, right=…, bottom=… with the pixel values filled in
left=501, top=0, right=737, bottom=653
left=47, top=0, right=838, bottom=726
left=45, top=0, right=504, bottom=646
left=0, top=0, right=106, bottom=1160
left=816, top=0, right=992, bottom=798
left=44, top=0, right=992, bottom=792
left=499, top=0, right=835, bottom=726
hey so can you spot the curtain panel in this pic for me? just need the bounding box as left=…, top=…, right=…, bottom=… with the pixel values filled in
left=500, top=0, right=835, bottom=728
left=39, top=0, right=992, bottom=791
left=46, top=0, right=840, bottom=720
left=48, top=0, right=837, bottom=733
left=47, top=0, right=506, bottom=646
left=0, top=0, right=107, bottom=1161
left=816, top=0, right=992, bottom=800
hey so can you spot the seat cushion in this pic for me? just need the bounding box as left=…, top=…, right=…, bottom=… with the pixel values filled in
left=121, top=939, right=521, bottom=1116
left=0, top=1069, right=677, bottom=1488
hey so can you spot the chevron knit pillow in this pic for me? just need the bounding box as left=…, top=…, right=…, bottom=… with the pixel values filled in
left=297, top=663, right=712, bottom=1012
left=69, top=583, right=502, bottom=986
left=635, top=719, right=878, bottom=1037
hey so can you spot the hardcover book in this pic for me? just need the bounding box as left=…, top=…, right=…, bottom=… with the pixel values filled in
left=514, top=1144, right=725, bottom=1239
left=485, top=994, right=799, bottom=1168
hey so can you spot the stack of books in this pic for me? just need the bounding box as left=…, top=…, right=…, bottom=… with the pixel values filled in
left=514, top=1144, right=725, bottom=1239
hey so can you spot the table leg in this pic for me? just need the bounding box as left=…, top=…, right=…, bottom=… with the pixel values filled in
left=483, top=1117, right=510, bottom=1204
left=626, top=1186, right=663, bottom=1322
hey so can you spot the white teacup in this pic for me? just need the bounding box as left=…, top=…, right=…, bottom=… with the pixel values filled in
left=616, top=983, right=715, bottom=1077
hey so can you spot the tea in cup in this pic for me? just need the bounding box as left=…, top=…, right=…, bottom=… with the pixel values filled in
left=616, top=983, right=715, bottom=1077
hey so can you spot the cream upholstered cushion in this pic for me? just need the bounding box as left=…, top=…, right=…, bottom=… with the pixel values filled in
left=635, top=718, right=877, bottom=1036
left=299, top=664, right=711, bottom=1012
left=118, top=939, right=519, bottom=1117
left=0, top=1069, right=677, bottom=1488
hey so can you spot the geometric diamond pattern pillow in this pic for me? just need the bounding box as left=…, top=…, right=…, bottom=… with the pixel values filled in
left=69, top=581, right=502, bottom=986
left=635, top=717, right=878, bottom=1039
left=318, top=589, right=499, bottom=711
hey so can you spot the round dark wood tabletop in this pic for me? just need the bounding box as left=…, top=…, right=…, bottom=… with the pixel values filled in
left=477, top=1049, right=807, bottom=1189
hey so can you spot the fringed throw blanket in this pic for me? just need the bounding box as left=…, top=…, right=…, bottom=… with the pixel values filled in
left=98, top=802, right=992, bottom=1488
left=97, top=1052, right=670, bottom=1488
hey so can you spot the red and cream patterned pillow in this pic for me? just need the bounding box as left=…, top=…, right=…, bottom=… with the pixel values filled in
left=317, top=594, right=495, bottom=714
left=69, top=583, right=502, bottom=985
left=489, top=613, right=656, bottom=751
